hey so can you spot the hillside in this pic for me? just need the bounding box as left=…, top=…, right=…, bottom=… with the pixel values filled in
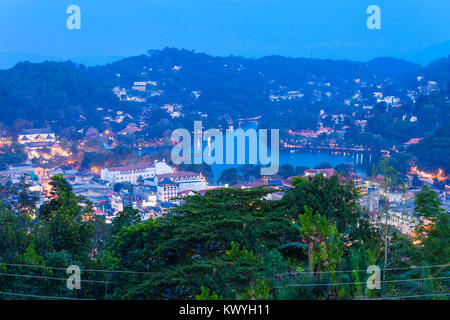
left=0, top=61, right=119, bottom=131
left=0, top=48, right=447, bottom=144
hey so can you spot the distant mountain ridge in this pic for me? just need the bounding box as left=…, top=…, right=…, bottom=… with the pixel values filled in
left=0, top=52, right=123, bottom=70
left=406, top=41, right=450, bottom=66
left=0, top=48, right=448, bottom=132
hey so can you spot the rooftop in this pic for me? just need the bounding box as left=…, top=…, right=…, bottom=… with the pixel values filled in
left=20, top=128, right=54, bottom=135
left=106, top=163, right=155, bottom=172
left=404, top=138, right=421, bottom=145
left=157, top=171, right=203, bottom=179
left=304, top=168, right=337, bottom=178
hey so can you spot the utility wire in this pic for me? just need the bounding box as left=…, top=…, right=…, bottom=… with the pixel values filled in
left=0, top=290, right=94, bottom=300
left=275, top=276, right=450, bottom=288
left=0, top=272, right=117, bottom=284
left=362, top=293, right=450, bottom=300
left=1, top=261, right=449, bottom=277
left=0, top=261, right=162, bottom=275
left=279, top=263, right=450, bottom=275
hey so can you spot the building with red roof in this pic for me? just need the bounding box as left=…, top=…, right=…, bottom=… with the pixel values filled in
left=403, top=138, right=421, bottom=146
left=304, top=168, right=337, bottom=178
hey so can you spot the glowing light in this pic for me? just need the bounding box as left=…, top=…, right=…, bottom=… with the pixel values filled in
left=409, top=166, right=447, bottom=182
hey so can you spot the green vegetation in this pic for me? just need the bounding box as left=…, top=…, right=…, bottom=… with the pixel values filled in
left=0, top=61, right=118, bottom=130
left=408, top=124, right=450, bottom=172
left=0, top=50, right=448, bottom=175
left=0, top=174, right=447, bottom=300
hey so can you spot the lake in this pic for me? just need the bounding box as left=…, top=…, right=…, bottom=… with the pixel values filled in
left=138, top=146, right=370, bottom=183
left=138, top=123, right=372, bottom=182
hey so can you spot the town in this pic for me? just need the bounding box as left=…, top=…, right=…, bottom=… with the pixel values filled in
left=0, top=29, right=448, bottom=302
left=1, top=123, right=448, bottom=238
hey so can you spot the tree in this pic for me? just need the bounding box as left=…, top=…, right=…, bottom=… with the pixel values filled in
left=372, top=159, right=405, bottom=273
left=294, top=166, right=309, bottom=176
left=277, top=164, right=295, bottom=179
left=106, top=188, right=294, bottom=299
left=239, top=165, right=262, bottom=182
left=372, top=158, right=405, bottom=192
left=417, top=212, right=450, bottom=266
left=218, top=168, right=242, bottom=186
left=0, top=204, right=30, bottom=262
left=413, top=185, right=447, bottom=260
left=295, top=206, right=344, bottom=278
left=223, top=241, right=270, bottom=299
left=314, top=162, right=332, bottom=169
left=36, top=175, right=94, bottom=262
left=0, top=203, right=91, bottom=299
left=334, top=163, right=353, bottom=176
left=111, top=206, right=141, bottom=236
left=18, top=190, right=37, bottom=217
left=282, top=174, right=377, bottom=246
left=195, top=286, right=222, bottom=300
left=414, top=186, right=445, bottom=219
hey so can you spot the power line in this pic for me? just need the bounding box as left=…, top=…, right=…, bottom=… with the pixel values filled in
left=278, top=263, right=450, bottom=276
left=0, top=290, right=94, bottom=300
left=0, top=272, right=117, bottom=284
left=0, top=261, right=161, bottom=275
left=362, top=293, right=450, bottom=300
left=0, top=262, right=67, bottom=272
left=1, top=261, right=449, bottom=277
left=0, top=290, right=446, bottom=301
left=275, top=276, right=450, bottom=288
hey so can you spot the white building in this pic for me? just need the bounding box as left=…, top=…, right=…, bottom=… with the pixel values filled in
left=158, top=172, right=206, bottom=202
left=100, top=160, right=174, bottom=184
left=157, top=178, right=179, bottom=202
left=111, top=194, right=124, bottom=213
left=371, top=210, right=419, bottom=236
left=156, top=171, right=206, bottom=193
left=144, top=171, right=207, bottom=202
left=134, top=186, right=158, bottom=208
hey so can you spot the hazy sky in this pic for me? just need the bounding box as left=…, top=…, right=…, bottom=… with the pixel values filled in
left=0, top=0, right=449, bottom=61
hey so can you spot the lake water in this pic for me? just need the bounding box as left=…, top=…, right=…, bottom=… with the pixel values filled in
left=138, top=147, right=370, bottom=183
left=138, top=123, right=371, bottom=182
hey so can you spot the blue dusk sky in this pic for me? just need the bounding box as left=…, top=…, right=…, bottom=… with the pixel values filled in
left=0, top=0, right=449, bottom=66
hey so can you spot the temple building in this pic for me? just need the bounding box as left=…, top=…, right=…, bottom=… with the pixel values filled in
left=18, top=128, right=56, bottom=149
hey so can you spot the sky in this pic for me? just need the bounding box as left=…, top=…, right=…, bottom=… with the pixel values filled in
left=0, top=0, right=449, bottom=65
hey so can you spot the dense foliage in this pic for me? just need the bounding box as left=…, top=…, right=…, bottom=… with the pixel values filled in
left=0, top=174, right=448, bottom=300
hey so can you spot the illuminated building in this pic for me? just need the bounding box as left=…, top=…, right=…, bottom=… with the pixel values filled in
left=18, top=128, right=56, bottom=149
left=0, top=137, right=13, bottom=147
left=304, top=168, right=337, bottom=178
left=100, top=160, right=174, bottom=184
left=154, top=172, right=207, bottom=202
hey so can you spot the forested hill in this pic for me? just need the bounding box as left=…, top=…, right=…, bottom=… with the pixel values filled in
left=0, top=61, right=118, bottom=130
left=423, top=55, right=450, bottom=84
left=88, top=48, right=423, bottom=119
left=90, top=48, right=422, bottom=86
left=0, top=48, right=447, bottom=136
left=408, top=123, right=450, bottom=172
